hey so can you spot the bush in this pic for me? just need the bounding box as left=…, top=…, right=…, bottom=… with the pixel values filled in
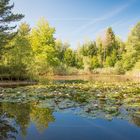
left=53, top=65, right=79, bottom=75
left=92, top=68, right=118, bottom=75
left=115, top=61, right=125, bottom=74
left=126, top=60, right=140, bottom=77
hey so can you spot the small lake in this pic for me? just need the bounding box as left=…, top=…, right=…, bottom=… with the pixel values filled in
left=0, top=75, right=140, bottom=140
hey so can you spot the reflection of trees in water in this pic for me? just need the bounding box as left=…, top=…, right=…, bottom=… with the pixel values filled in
left=0, top=116, right=17, bottom=140
left=0, top=110, right=17, bottom=140
left=30, top=105, right=55, bottom=133
left=0, top=94, right=140, bottom=139
left=131, top=115, right=140, bottom=127
left=1, top=103, right=31, bottom=137
left=131, top=109, right=140, bottom=127
left=39, top=96, right=140, bottom=126
left=0, top=102, right=54, bottom=138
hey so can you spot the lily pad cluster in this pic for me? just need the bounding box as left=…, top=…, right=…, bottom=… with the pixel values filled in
left=0, top=81, right=140, bottom=123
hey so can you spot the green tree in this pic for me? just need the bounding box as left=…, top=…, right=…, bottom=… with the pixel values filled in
left=30, top=18, right=59, bottom=76
left=104, top=27, right=116, bottom=56
left=127, top=22, right=140, bottom=52
left=90, top=56, right=100, bottom=69
left=96, top=37, right=104, bottom=67
left=100, top=27, right=121, bottom=67
left=30, top=105, right=54, bottom=132
left=75, top=53, right=84, bottom=69
left=0, top=0, right=24, bottom=48
left=64, top=47, right=76, bottom=67
left=118, top=22, right=140, bottom=72
left=55, top=40, right=69, bottom=63
left=79, top=41, right=97, bottom=57
left=5, top=23, right=32, bottom=80
left=105, top=56, right=114, bottom=67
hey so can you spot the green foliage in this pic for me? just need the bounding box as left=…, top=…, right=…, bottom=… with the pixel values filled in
left=75, top=54, right=84, bottom=69
left=0, top=0, right=140, bottom=80
left=128, top=61, right=140, bottom=76
left=1, top=23, right=32, bottom=80
left=0, top=0, right=24, bottom=48
left=115, top=61, right=125, bottom=74
left=64, top=48, right=76, bottom=67
left=30, top=18, right=59, bottom=76
left=90, top=56, right=100, bottom=69
left=55, top=40, right=68, bottom=63
left=79, top=41, right=97, bottom=57
left=76, top=28, right=125, bottom=72
left=105, top=56, right=114, bottom=67
left=116, top=22, right=140, bottom=73
left=127, top=22, right=140, bottom=52
left=102, top=27, right=122, bottom=67
left=134, top=61, right=140, bottom=69
left=104, top=27, right=116, bottom=55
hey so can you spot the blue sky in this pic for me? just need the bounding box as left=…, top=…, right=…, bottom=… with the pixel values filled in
left=12, top=0, right=140, bottom=48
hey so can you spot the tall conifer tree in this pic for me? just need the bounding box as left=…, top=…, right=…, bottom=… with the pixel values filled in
left=0, top=0, right=24, bottom=48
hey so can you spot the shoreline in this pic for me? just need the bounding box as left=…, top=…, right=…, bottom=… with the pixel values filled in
left=40, top=74, right=140, bottom=83
left=0, top=74, right=139, bottom=87
left=0, top=81, right=37, bottom=87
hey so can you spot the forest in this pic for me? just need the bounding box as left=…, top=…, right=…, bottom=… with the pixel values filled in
left=0, top=0, right=140, bottom=81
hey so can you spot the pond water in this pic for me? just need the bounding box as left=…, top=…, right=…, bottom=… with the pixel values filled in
left=0, top=75, right=140, bottom=140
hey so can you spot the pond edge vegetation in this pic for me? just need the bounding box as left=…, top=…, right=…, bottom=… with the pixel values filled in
left=0, top=0, right=140, bottom=82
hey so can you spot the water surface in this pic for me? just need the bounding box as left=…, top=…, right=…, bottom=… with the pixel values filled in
left=0, top=75, right=140, bottom=140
